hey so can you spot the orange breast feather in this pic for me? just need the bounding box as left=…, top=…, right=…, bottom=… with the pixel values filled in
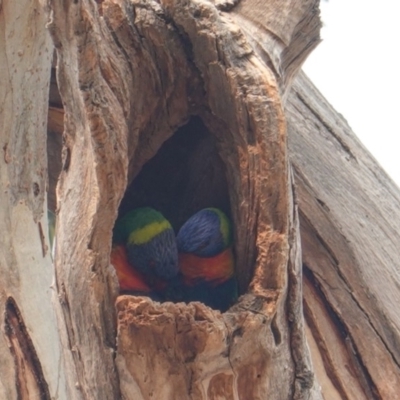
left=179, top=247, right=234, bottom=285
left=110, top=245, right=151, bottom=292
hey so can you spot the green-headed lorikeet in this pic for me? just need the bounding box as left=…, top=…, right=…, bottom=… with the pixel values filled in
left=110, top=244, right=153, bottom=295
left=172, top=208, right=238, bottom=311
left=111, top=207, right=179, bottom=297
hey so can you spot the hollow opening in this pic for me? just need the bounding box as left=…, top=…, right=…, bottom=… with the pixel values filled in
left=119, top=117, right=231, bottom=231
left=46, top=65, right=243, bottom=311
left=115, top=117, right=239, bottom=311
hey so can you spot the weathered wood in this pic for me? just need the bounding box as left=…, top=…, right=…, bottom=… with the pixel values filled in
left=287, top=72, right=400, bottom=399
left=45, top=0, right=320, bottom=398
left=115, top=174, right=314, bottom=400
left=46, top=0, right=131, bottom=397
left=228, top=0, right=321, bottom=95
left=112, top=0, right=320, bottom=398
left=9, top=0, right=400, bottom=399
left=0, top=0, right=68, bottom=398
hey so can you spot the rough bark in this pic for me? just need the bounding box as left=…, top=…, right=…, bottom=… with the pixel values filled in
left=287, top=72, right=400, bottom=399
left=0, top=0, right=68, bottom=399
left=3, top=0, right=400, bottom=399
left=45, top=0, right=320, bottom=398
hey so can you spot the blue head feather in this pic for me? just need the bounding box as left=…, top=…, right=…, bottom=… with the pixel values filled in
left=176, top=208, right=232, bottom=257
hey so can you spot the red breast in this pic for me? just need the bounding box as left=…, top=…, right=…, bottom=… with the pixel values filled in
left=110, top=245, right=151, bottom=292
left=179, top=247, right=235, bottom=286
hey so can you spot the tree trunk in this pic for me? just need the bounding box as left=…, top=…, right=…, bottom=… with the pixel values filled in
left=0, top=1, right=69, bottom=399
left=1, top=0, right=399, bottom=399
left=287, top=73, right=400, bottom=399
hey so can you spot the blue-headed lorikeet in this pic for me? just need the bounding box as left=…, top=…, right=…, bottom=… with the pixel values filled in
left=172, top=208, right=238, bottom=311
left=111, top=207, right=179, bottom=297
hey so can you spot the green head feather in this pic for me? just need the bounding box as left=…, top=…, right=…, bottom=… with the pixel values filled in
left=113, top=207, right=172, bottom=245
left=206, top=207, right=232, bottom=248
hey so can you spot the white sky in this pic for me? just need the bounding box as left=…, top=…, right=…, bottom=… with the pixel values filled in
left=303, top=0, right=400, bottom=187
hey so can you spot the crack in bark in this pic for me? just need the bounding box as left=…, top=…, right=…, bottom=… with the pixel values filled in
left=222, top=316, right=237, bottom=377
left=286, top=183, right=314, bottom=400
left=270, top=313, right=282, bottom=346
left=295, top=92, right=357, bottom=162
left=294, top=169, right=371, bottom=304
left=343, top=279, right=400, bottom=374
left=303, top=266, right=381, bottom=400
left=4, top=297, right=51, bottom=400
left=299, top=203, right=368, bottom=316
left=303, top=293, right=350, bottom=400
left=298, top=209, right=339, bottom=267
left=299, top=197, right=400, bottom=375
left=38, top=221, right=47, bottom=257
left=236, top=304, right=268, bottom=318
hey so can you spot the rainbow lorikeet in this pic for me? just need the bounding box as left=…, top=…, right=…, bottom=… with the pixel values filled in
left=112, top=207, right=179, bottom=297
left=171, top=208, right=238, bottom=312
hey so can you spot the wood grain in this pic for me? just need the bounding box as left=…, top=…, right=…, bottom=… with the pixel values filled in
left=287, top=72, right=400, bottom=399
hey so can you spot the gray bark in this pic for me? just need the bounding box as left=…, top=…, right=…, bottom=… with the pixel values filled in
left=287, top=72, right=400, bottom=399
left=2, top=0, right=399, bottom=399
left=0, top=0, right=68, bottom=399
